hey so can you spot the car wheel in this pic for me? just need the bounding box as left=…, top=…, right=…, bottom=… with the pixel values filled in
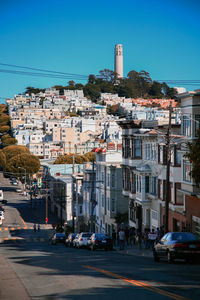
left=167, top=251, right=173, bottom=263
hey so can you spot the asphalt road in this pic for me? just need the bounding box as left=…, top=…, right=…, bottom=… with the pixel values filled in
left=1, top=173, right=200, bottom=300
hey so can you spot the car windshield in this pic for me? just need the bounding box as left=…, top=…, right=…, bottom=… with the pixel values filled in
left=82, top=233, right=92, bottom=237
left=95, top=234, right=107, bottom=239
left=56, top=233, right=65, bottom=237
left=171, top=232, right=196, bottom=242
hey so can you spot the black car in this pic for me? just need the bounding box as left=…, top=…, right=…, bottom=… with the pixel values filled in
left=88, top=233, right=113, bottom=251
left=65, top=233, right=76, bottom=247
left=153, top=232, right=200, bottom=263
left=51, top=233, right=66, bottom=245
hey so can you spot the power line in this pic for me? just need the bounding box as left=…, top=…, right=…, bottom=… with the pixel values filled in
left=0, top=62, right=88, bottom=78
left=0, top=68, right=88, bottom=80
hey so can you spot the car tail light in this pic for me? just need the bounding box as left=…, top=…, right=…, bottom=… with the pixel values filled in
left=80, top=238, right=83, bottom=241
left=95, top=239, right=98, bottom=245
left=174, top=243, right=187, bottom=248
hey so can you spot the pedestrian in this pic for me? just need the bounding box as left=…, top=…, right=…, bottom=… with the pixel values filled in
left=118, top=228, right=125, bottom=250
left=33, top=224, right=36, bottom=232
left=125, top=227, right=130, bottom=247
left=112, top=229, right=116, bottom=247
left=143, top=228, right=149, bottom=249
left=148, top=229, right=157, bottom=249
left=37, top=224, right=40, bottom=231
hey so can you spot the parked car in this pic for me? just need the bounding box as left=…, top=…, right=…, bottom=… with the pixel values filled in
left=88, top=233, right=113, bottom=251
left=153, top=232, right=200, bottom=263
left=0, top=190, right=3, bottom=201
left=1, top=200, right=7, bottom=205
left=73, top=234, right=80, bottom=247
left=0, top=211, right=4, bottom=220
left=76, top=232, right=92, bottom=248
left=65, top=233, right=76, bottom=247
left=51, top=233, right=66, bottom=245
left=12, top=180, right=18, bottom=186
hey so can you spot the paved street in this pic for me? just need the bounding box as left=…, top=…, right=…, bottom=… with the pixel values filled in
left=1, top=174, right=200, bottom=300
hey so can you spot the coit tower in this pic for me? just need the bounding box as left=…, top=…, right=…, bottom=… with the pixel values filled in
left=114, top=44, right=123, bottom=78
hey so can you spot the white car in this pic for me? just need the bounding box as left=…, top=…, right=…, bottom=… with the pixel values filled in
left=0, top=212, right=4, bottom=220
left=0, top=190, right=3, bottom=201
left=76, top=232, right=92, bottom=248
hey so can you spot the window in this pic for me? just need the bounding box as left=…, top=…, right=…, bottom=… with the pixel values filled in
left=145, top=176, right=149, bottom=193
left=107, top=197, right=110, bottom=211
left=79, top=205, right=82, bottom=214
left=131, top=172, right=136, bottom=193
left=145, top=144, right=150, bottom=160
left=183, top=160, right=192, bottom=182
left=182, top=116, right=191, bottom=137
left=150, top=177, right=157, bottom=195
left=195, top=115, right=200, bottom=137
left=136, top=175, right=141, bottom=193
left=175, top=149, right=181, bottom=166
left=134, top=139, right=141, bottom=158
left=175, top=183, right=182, bottom=204
left=158, top=179, right=162, bottom=199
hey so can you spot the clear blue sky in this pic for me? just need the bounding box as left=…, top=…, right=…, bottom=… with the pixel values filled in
left=0, top=0, right=200, bottom=102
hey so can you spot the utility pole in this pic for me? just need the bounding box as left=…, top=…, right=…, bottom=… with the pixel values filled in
left=90, top=159, right=96, bottom=232
left=45, top=184, right=48, bottom=224
left=72, top=155, right=75, bottom=174
left=164, top=103, right=172, bottom=233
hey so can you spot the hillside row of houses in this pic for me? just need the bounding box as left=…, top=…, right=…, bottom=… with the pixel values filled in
left=41, top=90, right=200, bottom=237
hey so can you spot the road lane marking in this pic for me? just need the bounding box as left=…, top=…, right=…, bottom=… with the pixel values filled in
left=83, top=265, right=190, bottom=300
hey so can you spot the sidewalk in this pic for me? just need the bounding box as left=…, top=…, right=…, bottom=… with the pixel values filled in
left=0, top=254, right=30, bottom=300
left=114, top=243, right=153, bottom=258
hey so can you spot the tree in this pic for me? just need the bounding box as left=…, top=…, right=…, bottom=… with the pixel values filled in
left=162, top=83, right=177, bottom=99
left=0, top=125, right=10, bottom=134
left=98, top=69, right=117, bottom=83
left=2, top=137, right=17, bottom=147
left=68, top=80, right=75, bottom=86
left=25, top=87, right=44, bottom=95
left=5, top=154, right=40, bottom=175
left=0, top=150, right=6, bottom=170
left=107, top=104, right=120, bottom=115
left=88, top=74, right=96, bottom=84
left=54, top=152, right=96, bottom=164
left=83, top=83, right=101, bottom=102
left=185, top=129, right=200, bottom=186
left=149, top=81, right=163, bottom=98
left=2, top=145, right=30, bottom=161
left=0, top=104, right=8, bottom=114
left=0, top=114, right=10, bottom=126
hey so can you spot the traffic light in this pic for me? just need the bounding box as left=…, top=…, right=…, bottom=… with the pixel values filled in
left=45, top=217, right=48, bottom=223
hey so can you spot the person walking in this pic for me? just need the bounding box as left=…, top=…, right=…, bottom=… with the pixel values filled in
left=37, top=224, right=40, bottom=231
left=148, top=229, right=157, bottom=249
left=112, top=229, right=116, bottom=247
left=33, top=224, right=36, bottom=232
left=118, top=229, right=125, bottom=250
left=125, top=227, right=129, bottom=247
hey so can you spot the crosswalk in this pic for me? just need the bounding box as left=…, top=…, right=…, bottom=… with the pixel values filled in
left=0, top=237, right=50, bottom=244
left=0, top=225, right=51, bottom=231
left=0, top=226, right=32, bottom=231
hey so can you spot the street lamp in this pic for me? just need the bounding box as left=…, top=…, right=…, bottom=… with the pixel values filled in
left=18, top=167, right=26, bottom=192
